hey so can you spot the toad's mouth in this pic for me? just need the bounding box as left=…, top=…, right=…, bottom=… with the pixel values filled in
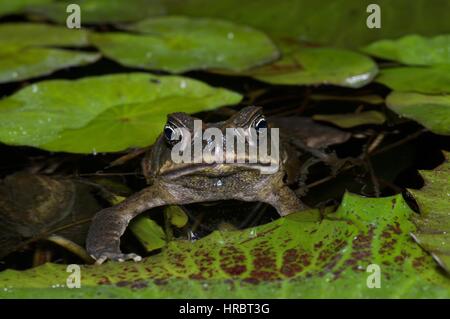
left=159, top=161, right=280, bottom=179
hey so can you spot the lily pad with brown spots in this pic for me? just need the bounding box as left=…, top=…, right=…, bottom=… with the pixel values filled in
left=410, top=151, right=450, bottom=274
left=0, top=192, right=449, bottom=298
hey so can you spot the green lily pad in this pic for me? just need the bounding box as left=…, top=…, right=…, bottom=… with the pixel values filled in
left=90, top=16, right=279, bottom=73
left=0, top=23, right=96, bottom=83
left=362, top=34, right=450, bottom=66
left=410, top=152, right=450, bottom=273
left=0, top=73, right=242, bottom=153
left=0, top=23, right=90, bottom=47
left=1, top=192, right=449, bottom=298
left=248, top=46, right=378, bottom=88
left=376, top=66, right=450, bottom=94
left=0, top=45, right=100, bottom=84
left=27, top=0, right=165, bottom=24
left=386, top=92, right=450, bottom=135
left=313, top=111, right=386, bottom=128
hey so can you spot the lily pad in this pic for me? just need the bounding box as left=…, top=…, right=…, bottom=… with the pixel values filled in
left=313, top=111, right=386, bottom=128
left=386, top=92, right=450, bottom=135
left=0, top=73, right=242, bottom=153
left=90, top=16, right=279, bottom=73
left=248, top=46, right=378, bottom=88
left=376, top=66, right=450, bottom=94
left=0, top=23, right=97, bottom=83
left=0, top=45, right=100, bottom=84
left=410, top=152, right=450, bottom=273
left=27, top=0, right=165, bottom=24
left=1, top=192, right=449, bottom=298
left=362, top=34, right=450, bottom=66
left=0, top=23, right=90, bottom=47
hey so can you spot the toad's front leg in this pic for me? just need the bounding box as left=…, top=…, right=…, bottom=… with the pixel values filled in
left=246, top=176, right=305, bottom=216
left=86, top=183, right=170, bottom=264
left=264, top=185, right=305, bottom=216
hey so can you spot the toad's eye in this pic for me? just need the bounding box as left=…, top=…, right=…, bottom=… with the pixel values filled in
left=254, top=116, right=268, bottom=133
left=164, top=124, right=181, bottom=145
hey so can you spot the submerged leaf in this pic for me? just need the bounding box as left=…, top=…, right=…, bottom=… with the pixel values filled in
left=410, top=152, right=450, bottom=273
left=313, top=111, right=386, bottom=128
left=1, top=193, right=449, bottom=298
left=310, top=94, right=384, bottom=105
left=129, top=216, right=166, bottom=253
left=362, top=34, right=450, bottom=66
left=90, top=16, right=279, bottom=73
left=165, top=206, right=189, bottom=228
left=0, top=73, right=242, bottom=153
left=386, top=92, right=450, bottom=135
left=164, top=0, right=450, bottom=48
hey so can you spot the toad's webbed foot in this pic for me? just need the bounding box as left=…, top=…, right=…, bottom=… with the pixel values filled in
left=86, top=185, right=168, bottom=264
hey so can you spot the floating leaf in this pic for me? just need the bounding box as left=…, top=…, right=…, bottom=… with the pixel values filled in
left=0, top=45, right=100, bottom=84
left=27, top=0, right=165, bottom=24
left=376, top=66, right=450, bottom=94
left=0, top=23, right=96, bottom=83
left=248, top=47, right=378, bottom=88
left=0, top=73, right=242, bottom=153
left=129, top=215, right=166, bottom=253
left=1, top=193, right=449, bottom=298
left=0, top=23, right=90, bottom=47
left=362, top=34, right=450, bottom=66
left=313, top=111, right=386, bottom=128
left=90, top=16, right=279, bottom=73
left=310, top=94, right=384, bottom=105
left=410, top=152, right=450, bottom=273
left=386, top=92, right=450, bottom=135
